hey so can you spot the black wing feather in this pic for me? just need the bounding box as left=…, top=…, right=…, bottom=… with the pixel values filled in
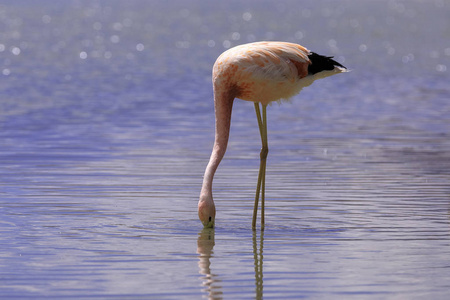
left=308, top=52, right=346, bottom=75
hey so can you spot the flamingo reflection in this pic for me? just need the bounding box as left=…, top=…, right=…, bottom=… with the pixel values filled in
left=253, top=230, right=264, bottom=299
left=197, top=228, right=265, bottom=299
left=197, top=228, right=223, bottom=299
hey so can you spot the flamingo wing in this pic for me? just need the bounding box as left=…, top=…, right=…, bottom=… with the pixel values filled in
left=221, top=42, right=311, bottom=83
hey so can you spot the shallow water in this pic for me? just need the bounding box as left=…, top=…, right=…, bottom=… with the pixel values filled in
left=1, top=0, right=449, bottom=299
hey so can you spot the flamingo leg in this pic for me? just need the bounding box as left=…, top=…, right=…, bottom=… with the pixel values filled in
left=252, top=103, right=268, bottom=230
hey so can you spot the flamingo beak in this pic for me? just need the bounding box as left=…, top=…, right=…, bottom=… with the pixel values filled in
left=202, top=216, right=215, bottom=228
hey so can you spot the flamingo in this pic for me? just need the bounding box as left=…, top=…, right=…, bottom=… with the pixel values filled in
left=198, top=41, right=347, bottom=229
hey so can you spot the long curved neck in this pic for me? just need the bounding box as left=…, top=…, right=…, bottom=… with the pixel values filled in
left=200, top=86, right=235, bottom=201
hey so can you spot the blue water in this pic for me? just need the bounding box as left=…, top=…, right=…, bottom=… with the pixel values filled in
left=1, top=0, right=449, bottom=299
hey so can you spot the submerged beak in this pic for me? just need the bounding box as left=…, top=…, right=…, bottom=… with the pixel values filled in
left=202, top=216, right=215, bottom=228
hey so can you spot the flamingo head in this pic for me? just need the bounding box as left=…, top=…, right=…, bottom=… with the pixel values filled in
left=198, top=197, right=216, bottom=228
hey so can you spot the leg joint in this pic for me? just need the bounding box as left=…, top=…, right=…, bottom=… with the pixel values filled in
left=260, top=146, right=269, bottom=159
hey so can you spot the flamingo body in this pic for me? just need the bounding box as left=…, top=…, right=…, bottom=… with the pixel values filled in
left=214, top=42, right=345, bottom=105
left=199, top=41, right=347, bottom=228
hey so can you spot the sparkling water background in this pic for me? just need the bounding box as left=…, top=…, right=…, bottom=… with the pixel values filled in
left=1, top=0, right=449, bottom=299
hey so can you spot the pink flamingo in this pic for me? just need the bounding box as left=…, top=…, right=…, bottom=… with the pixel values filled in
left=198, top=41, right=347, bottom=229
